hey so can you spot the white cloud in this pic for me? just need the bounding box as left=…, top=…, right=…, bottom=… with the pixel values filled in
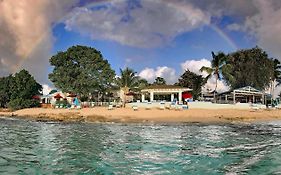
left=0, top=0, right=78, bottom=83
left=181, top=59, right=211, bottom=77
left=139, top=66, right=177, bottom=84
left=64, top=0, right=210, bottom=48
left=181, top=59, right=229, bottom=93
left=243, top=1, right=281, bottom=60
left=42, top=84, right=53, bottom=95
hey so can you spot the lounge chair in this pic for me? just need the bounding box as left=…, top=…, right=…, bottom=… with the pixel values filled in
left=145, top=102, right=152, bottom=110
left=182, top=105, right=188, bottom=110
left=132, top=106, right=138, bottom=111
left=108, top=104, right=113, bottom=110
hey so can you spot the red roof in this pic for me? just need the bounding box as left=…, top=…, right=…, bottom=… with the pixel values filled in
left=54, top=93, right=63, bottom=99
left=126, top=92, right=136, bottom=96
left=32, top=95, right=40, bottom=100
left=67, top=93, right=77, bottom=97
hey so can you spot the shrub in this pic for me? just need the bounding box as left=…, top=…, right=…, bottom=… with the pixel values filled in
left=8, top=98, right=40, bottom=110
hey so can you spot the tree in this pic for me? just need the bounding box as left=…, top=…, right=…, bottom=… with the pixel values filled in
left=10, top=70, right=42, bottom=100
left=223, top=47, right=274, bottom=90
left=49, top=45, right=115, bottom=97
left=200, top=51, right=228, bottom=99
left=153, top=77, right=166, bottom=85
left=176, top=69, right=205, bottom=100
left=270, top=59, right=281, bottom=97
left=0, top=75, right=14, bottom=108
left=115, top=67, right=146, bottom=105
left=6, top=70, right=42, bottom=110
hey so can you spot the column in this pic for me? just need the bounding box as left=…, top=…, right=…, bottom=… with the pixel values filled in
left=225, top=95, right=228, bottom=101
left=252, top=95, right=255, bottom=103
left=233, top=91, right=236, bottom=104
left=171, top=94, right=174, bottom=102
left=150, top=92, right=154, bottom=102
left=141, top=94, right=145, bottom=102
left=179, top=91, right=182, bottom=103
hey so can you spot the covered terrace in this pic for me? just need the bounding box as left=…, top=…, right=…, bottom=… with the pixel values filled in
left=218, top=86, right=270, bottom=104
left=141, top=85, right=192, bottom=103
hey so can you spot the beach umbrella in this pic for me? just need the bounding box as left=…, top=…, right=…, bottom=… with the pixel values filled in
left=182, top=93, right=192, bottom=99
left=73, top=97, right=80, bottom=106
left=54, top=93, right=63, bottom=99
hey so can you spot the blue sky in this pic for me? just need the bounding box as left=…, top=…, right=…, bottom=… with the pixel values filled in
left=52, top=16, right=254, bottom=77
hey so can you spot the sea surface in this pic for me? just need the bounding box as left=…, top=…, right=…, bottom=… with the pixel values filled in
left=0, top=117, right=281, bottom=175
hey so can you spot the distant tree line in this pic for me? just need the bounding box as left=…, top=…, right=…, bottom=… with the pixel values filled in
left=2, top=45, right=280, bottom=110
left=48, top=45, right=281, bottom=102
left=0, top=70, right=42, bottom=110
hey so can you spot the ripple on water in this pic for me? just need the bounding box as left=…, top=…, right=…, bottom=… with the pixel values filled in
left=1, top=118, right=281, bottom=174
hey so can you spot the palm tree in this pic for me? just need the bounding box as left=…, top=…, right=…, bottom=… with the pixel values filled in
left=153, top=77, right=166, bottom=85
left=115, top=67, right=141, bottom=107
left=200, top=51, right=228, bottom=101
left=270, top=59, right=281, bottom=99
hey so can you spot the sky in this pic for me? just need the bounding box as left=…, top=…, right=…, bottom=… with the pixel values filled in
left=1, top=0, right=281, bottom=95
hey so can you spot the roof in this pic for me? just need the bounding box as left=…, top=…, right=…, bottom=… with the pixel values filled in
left=219, top=86, right=264, bottom=95
left=141, top=85, right=192, bottom=93
left=143, top=85, right=190, bottom=90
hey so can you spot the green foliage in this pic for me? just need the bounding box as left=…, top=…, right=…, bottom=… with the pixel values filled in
left=223, top=47, right=274, bottom=90
left=0, top=75, right=14, bottom=108
left=49, top=45, right=116, bottom=96
left=153, top=77, right=166, bottom=85
left=200, top=51, right=228, bottom=92
left=115, top=67, right=141, bottom=92
left=0, top=70, right=42, bottom=109
left=55, top=99, right=70, bottom=108
left=10, top=70, right=42, bottom=100
left=176, top=70, right=205, bottom=100
left=8, top=99, right=40, bottom=110
left=273, top=59, right=281, bottom=86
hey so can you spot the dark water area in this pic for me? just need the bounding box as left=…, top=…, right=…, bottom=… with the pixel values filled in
left=0, top=117, right=281, bottom=174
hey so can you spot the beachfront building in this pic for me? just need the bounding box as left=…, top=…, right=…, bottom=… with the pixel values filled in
left=141, top=85, right=192, bottom=103
left=217, top=86, right=271, bottom=104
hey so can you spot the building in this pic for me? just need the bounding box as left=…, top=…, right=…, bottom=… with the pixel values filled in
left=217, top=86, right=271, bottom=104
left=141, top=85, right=192, bottom=103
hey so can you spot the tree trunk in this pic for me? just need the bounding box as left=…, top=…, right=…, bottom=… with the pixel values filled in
left=214, top=75, right=218, bottom=103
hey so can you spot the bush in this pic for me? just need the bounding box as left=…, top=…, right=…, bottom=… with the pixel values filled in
left=55, top=99, right=70, bottom=108
left=8, top=98, right=40, bottom=110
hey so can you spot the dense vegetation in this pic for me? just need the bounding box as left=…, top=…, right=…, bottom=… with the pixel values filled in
left=49, top=45, right=116, bottom=98
left=0, top=70, right=42, bottom=110
left=223, top=47, right=277, bottom=90
left=153, top=77, right=166, bottom=85
left=201, top=47, right=281, bottom=93
left=176, top=70, right=205, bottom=100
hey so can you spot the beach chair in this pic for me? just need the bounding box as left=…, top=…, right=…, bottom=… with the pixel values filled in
left=108, top=104, right=113, bottom=110
left=159, top=105, right=165, bottom=110
left=182, top=105, right=188, bottom=110
left=145, top=102, right=152, bottom=110
left=132, top=106, right=138, bottom=111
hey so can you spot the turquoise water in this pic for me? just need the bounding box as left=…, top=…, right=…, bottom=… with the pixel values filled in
left=1, top=118, right=281, bottom=174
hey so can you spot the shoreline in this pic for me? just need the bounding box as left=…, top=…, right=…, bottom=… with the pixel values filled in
left=1, top=107, right=281, bottom=124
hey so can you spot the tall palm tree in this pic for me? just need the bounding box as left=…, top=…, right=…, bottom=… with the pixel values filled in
left=270, top=59, right=281, bottom=98
left=200, top=52, right=228, bottom=101
left=115, top=67, right=141, bottom=106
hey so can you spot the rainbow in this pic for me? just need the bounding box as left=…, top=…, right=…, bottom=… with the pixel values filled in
left=23, top=0, right=238, bottom=64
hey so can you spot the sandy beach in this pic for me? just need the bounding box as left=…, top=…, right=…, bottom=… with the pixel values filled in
left=1, top=107, right=281, bottom=123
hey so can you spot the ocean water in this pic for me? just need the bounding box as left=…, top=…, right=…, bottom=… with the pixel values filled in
left=0, top=118, right=281, bottom=175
